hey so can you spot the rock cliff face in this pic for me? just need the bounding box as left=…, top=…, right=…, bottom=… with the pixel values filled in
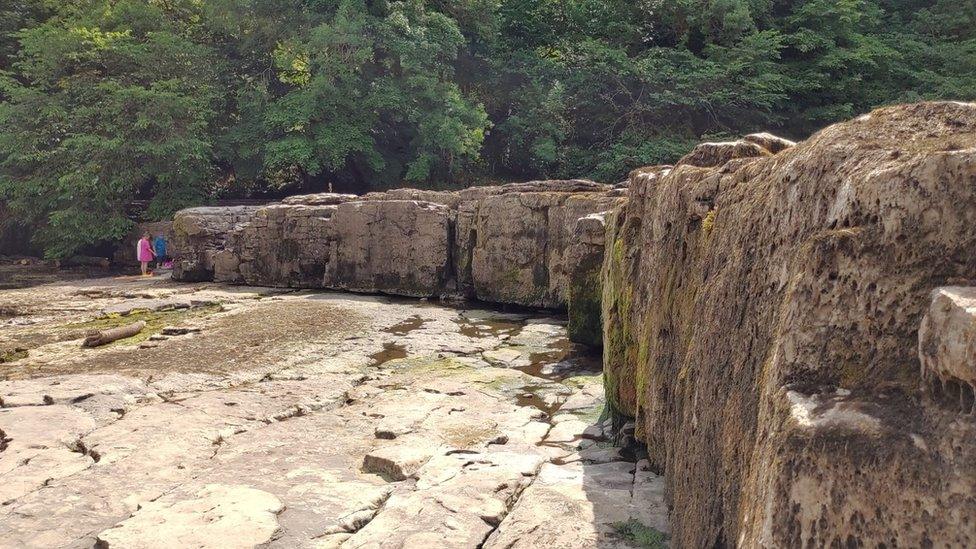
left=173, top=181, right=624, bottom=313
left=602, top=102, right=976, bottom=547
left=172, top=206, right=260, bottom=282
left=226, top=200, right=454, bottom=297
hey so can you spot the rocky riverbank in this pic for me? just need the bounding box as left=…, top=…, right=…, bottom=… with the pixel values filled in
left=170, top=181, right=627, bottom=346
left=4, top=101, right=974, bottom=548
left=0, top=275, right=666, bottom=548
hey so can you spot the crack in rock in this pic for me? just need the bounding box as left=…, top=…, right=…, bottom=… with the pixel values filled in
left=475, top=458, right=546, bottom=548
left=315, top=487, right=393, bottom=538
left=67, top=437, right=101, bottom=463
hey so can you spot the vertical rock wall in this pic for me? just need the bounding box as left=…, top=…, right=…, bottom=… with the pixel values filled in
left=457, top=185, right=623, bottom=309
left=172, top=181, right=623, bottom=314
left=166, top=102, right=976, bottom=546
left=171, top=206, right=260, bottom=282
left=602, top=102, right=976, bottom=547
left=566, top=212, right=613, bottom=347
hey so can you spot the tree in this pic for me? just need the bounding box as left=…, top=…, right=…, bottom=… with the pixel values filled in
left=0, top=0, right=220, bottom=257
left=0, top=0, right=972, bottom=257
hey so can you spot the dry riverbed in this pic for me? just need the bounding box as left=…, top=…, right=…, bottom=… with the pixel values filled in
left=0, top=274, right=668, bottom=548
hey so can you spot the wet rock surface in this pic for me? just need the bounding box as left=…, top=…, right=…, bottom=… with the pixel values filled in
left=0, top=275, right=666, bottom=548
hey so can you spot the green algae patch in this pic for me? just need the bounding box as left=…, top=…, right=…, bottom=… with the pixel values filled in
left=410, top=357, right=471, bottom=375
left=382, top=355, right=476, bottom=379
left=479, top=373, right=529, bottom=392
left=562, top=373, right=602, bottom=389
left=612, top=519, right=668, bottom=549
left=568, top=259, right=603, bottom=347
left=701, top=208, right=717, bottom=240
left=0, top=348, right=29, bottom=364
left=61, top=304, right=224, bottom=347
left=572, top=401, right=605, bottom=424
left=442, top=423, right=500, bottom=447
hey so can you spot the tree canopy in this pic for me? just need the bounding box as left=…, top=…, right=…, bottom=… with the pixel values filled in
left=1, top=0, right=973, bottom=257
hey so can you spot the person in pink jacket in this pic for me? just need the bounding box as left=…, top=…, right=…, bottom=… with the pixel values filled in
left=136, top=232, right=156, bottom=276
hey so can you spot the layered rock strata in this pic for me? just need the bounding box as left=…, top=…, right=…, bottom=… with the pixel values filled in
left=172, top=206, right=260, bottom=282
left=173, top=182, right=624, bottom=313
left=602, top=102, right=976, bottom=547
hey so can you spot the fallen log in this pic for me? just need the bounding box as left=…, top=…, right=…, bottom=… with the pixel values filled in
left=82, top=321, right=146, bottom=348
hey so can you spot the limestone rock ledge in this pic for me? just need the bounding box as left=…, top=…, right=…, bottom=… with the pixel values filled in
left=172, top=181, right=625, bottom=313
left=601, top=102, right=976, bottom=547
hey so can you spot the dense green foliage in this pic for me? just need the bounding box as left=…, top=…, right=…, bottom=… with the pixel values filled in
left=1, top=0, right=973, bottom=257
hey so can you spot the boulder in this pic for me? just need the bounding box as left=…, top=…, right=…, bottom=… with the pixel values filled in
left=363, top=188, right=461, bottom=208
left=674, top=139, right=770, bottom=168
left=328, top=200, right=454, bottom=297
left=602, top=102, right=976, bottom=547
left=361, top=444, right=435, bottom=481
left=567, top=212, right=610, bottom=346
left=743, top=132, right=796, bottom=154
left=280, top=193, right=357, bottom=206
left=234, top=203, right=341, bottom=287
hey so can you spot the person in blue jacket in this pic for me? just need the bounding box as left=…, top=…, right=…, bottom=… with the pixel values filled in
left=153, top=234, right=168, bottom=269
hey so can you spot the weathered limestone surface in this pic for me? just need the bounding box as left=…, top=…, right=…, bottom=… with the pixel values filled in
left=330, top=200, right=453, bottom=296
left=227, top=200, right=454, bottom=296
left=602, top=102, right=976, bottom=547
left=919, top=286, right=976, bottom=407
left=171, top=206, right=260, bottom=282
left=459, top=184, right=624, bottom=308
left=567, top=212, right=612, bottom=346
left=172, top=181, right=624, bottom=312
left=96, top=484, right=285, bottom=548
left=0, top=275, right=664, bottom=548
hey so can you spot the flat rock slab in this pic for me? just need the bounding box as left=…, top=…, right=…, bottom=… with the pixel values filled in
left=484, top=461, right=667, bottom=548
left=0, top=374, right=147, bottom=407
left=344, top=452, right=545, bottom=549
left=96, top=484, right=284, bottom=548
left=0, top=279, right=669, bottom=548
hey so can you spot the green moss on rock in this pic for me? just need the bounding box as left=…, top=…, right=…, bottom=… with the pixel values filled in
left=568, top=261, right=603, bottom=347
left=62, top=305, right=223, bottom=347
left=612, top=519, right=668, bottom=549
left=0, top=348, right=28, bottom=363
left=599, top=209, right=640, bottom=429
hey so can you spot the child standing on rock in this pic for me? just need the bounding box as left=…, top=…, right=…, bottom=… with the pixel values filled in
left=153, top=233, right=168, bottom=270
left=137, top=232, right=155, bottom=276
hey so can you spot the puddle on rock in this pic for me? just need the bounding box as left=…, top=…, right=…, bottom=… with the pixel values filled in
left=516, top=339, right=603, bottom=383
left=454, top=315, right=523, bottom=339
left=384, top=315, right=427, bottom=336
left=515, top=384, right=563, bottom=419
left=370, top=342, right=408, bottom=366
